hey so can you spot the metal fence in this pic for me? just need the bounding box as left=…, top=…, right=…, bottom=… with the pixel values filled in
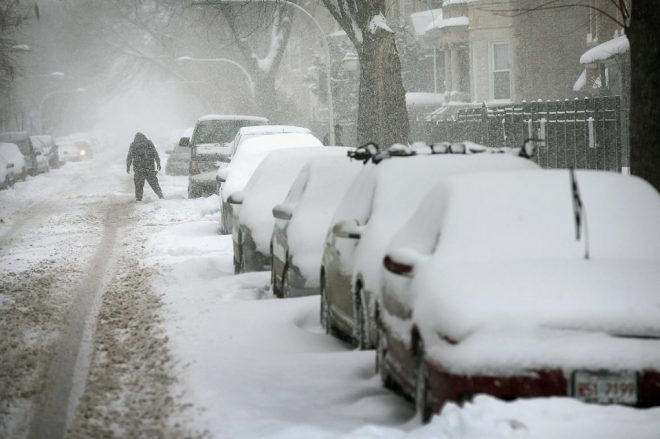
left=414, top=96, right=624, bottom=172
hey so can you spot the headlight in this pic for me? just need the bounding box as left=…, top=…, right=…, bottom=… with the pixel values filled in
left=79, top=149, right=86, bottom=156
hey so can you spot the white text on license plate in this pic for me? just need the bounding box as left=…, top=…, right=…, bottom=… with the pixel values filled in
left=573, top=371, right=637, bottom=405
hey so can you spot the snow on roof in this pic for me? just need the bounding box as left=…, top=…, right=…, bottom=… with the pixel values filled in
left=282, top=156, right=362, bottom=284
left=410, top=8, right=443, bottom=35
left=406, top=92, right=445, bottom=108
left=239, top=147, right=350, bottom=255
left=0, top=142, right=25, bottom=166
left=237, top=125, right=310, bottom=136
left=403, top=170, right=660, bottom=372
left=220, top=132, right=322, bottom=202
left=573, top=69, right=587, bottom=91
left=197, top=114, right=269, bottom=123
left=425, top=15, right=469, bottom=33
left=580, top=35, right=629, bottom=65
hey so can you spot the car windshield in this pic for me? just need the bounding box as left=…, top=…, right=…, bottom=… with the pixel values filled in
left=192, top=120, right=256, bottom=145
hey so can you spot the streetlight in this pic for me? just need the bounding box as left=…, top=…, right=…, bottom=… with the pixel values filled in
left=39, top=87, right=86, bottom=133
left=176, top=56, right=255, bottom=98
left=194, top=0, right=335, bottom=145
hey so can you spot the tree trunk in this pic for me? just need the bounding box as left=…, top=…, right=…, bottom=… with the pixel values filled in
left=254, top=74, right=279, bottom=122
left=357, top=29, right=410, bottom=148
left=628, top=2, right=660, bottom=191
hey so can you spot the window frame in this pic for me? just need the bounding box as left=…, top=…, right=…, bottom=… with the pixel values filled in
left=490, top=41, right=512, bottom=102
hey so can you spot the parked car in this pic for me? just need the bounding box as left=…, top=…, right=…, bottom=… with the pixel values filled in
left=229, top=125, right=311, bottom=158
left=165, top=127, right=193, bottom=175
left=271, top=155, right=362, bottom=298
left=185, top=114, right=268, bottom=198
left=379, top=170, right=660, bottom=421
left=0, top=154, right=15, bottom=189
left=230, top=147, right=341, bottom=274
left=31, top=135, right=59, bottom=169
left=0, top=131, right=37, bottom=175
left=0, top=142, right=27, bottom=181
left=321, top=152, right=539, bottom=349
left=217, top=132, right=323, bottom=235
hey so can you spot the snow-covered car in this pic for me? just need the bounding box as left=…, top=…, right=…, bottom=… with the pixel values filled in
left=230, top=147, right=342, bottom=274
left=57, top=140, right=84, bottom=163
left=165, top=127, right=193, bottom=175
left=321, top=153, right=539, bottom=349
left=380, top=170, right=660, bottom=421
left=31, top=135, right=59, bottom=169
left=186, top=114, right=268, bottom=198
left=228, top=125, right=311, bottom=158
left=270, top=153, right=361, bottom=298
left=0, top=154, right=15, bottom=189
left=0, top=142, right=27, bottom=181
left=217, top=132, right=323, bottom=235
left=0, top=131, right=37, bottom=176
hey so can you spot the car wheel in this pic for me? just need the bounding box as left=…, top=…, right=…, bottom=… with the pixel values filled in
left=320, top=273, right=330, bottom=334
left=354, top=288, right=370, bottom=350
left=415, top=341, right=432, bottom=423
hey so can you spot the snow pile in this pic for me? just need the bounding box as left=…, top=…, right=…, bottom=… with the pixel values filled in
left=401, top=170, right=660, bottom=372
left=406, top=92, right=445, bottom=108
left=417, top=395, right=660, bottom=439
left=219, top=132, right=322, bottom=202
left=281, top=156, right=362, bottom=286
left=580, top=35, right=629, bottom=64
left=409, top=9, right=443, bottom=36
left=239, top=147, right=349, bottom=255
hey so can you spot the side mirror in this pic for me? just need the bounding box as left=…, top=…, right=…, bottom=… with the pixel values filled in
left=272, top=203, right=293, bottom=221
left=35, top=151, right=42, bottom=156
left=227, top=191, right=245, bottom=205
left=216, top=168, right=229, bottom=183
left=332, top=219, right=363, bottom=239
left=179, top=137, right=190, bottom=147
left=7, top=163, right=14, bottom=169
left=383, top=248, right=425, bottom=277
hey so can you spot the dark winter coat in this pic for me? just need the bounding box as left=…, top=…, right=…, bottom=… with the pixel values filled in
left=127, top=132, right=160, bottom=172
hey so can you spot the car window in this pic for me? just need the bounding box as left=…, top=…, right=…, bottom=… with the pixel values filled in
left=283, top=165, right=310, bottom=206
left=192, top=120, right=258, bottom=145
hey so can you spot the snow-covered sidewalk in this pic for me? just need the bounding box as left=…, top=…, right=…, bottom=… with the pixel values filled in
left=141, top=173, right=660, bottom=438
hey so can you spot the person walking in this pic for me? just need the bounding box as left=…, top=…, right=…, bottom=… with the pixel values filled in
left=126, top=132, right=164, bottom=201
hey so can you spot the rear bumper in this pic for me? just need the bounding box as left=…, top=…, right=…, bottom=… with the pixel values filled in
left=426, top=364, right=660, bottom=411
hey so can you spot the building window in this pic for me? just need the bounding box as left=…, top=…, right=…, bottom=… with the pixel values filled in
left=492, top=42, right=510, bottom=100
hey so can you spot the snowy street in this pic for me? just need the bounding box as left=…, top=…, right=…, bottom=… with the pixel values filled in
left=1, top=150, right=658, bottom=438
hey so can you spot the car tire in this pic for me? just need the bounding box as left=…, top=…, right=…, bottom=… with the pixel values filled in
left=415, top=341, right=432, bottom=423
left=354, top=288, right=370, bottom=350
left=320, top=273, right=330, bottom=334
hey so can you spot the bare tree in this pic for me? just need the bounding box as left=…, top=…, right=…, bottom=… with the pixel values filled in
left=200, top=1, right=295, bottom=122
left=320, top=0, right=409, bottom=147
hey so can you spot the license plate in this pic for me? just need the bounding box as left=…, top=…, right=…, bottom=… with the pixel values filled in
left=573, top=371, right=637, bottom=405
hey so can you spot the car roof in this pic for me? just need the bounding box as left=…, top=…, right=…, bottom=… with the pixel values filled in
left=197, top=114, right=269, bottom=123
left=237, top=125, right=310, bottom=136
left=0, top=131, right=29, bottom=142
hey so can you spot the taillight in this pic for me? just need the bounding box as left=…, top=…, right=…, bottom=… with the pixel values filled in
left=383, top=255, right=413, bottom=276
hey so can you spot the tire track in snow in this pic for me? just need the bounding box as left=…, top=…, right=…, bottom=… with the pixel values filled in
left=27, top=200, right=131, bottom=439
